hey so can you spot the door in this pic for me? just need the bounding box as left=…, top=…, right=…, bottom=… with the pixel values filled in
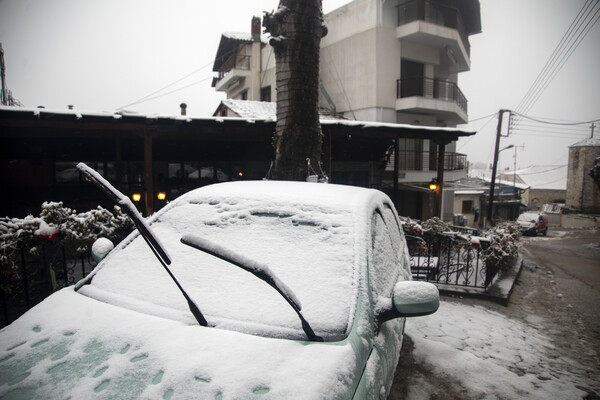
left=367, top=206, right=411, bottom=398
left=400, top=59, right=424, bottom=98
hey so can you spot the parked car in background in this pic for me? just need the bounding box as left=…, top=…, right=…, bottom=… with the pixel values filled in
left=0, top=174, right=438, bottom=399
left=517, top=212, right=549, bottom=236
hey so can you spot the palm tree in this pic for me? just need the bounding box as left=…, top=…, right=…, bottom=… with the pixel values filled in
left=263, top=0, right=327, bottom=181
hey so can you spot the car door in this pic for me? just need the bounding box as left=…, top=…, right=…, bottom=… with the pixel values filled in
left=367, top=205, right=411, bottom=398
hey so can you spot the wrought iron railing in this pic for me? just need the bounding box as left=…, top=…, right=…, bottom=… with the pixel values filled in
left=395, top=150, right=467, bottom=171
left=397, top=0, right=470, bottom=56
left=214, top=54, right=252, bottom=85
left=1, top=241, right=98, bottom=327
left=406, top=232, right=497, bottom=289
left=397, top=76, right=468, bottom=113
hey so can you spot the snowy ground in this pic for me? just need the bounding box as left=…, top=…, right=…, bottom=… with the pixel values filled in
left=390, top=227, right=600, bottom=400
left=398, top=300, right=593, bottom=399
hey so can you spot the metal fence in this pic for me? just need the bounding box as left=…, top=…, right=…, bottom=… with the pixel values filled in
left=407, top=233, right=497, bottom=289
left=1, top=241, right=97, bottom=327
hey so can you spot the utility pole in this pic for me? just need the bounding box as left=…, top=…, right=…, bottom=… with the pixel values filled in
left=0, top=43, right=7, bottom=105
left=488, top=109, right=509, bottom=226
left=591, top=122, right=596, bottom=138
left=510, top=144, right=525, bottom=188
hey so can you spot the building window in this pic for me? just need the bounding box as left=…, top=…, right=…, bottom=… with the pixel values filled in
left=240, top=90, right=248, bottom=101
left=260, top=86, right=271, bottom=102
left=462, top=200, right=473, bottom=214
left=55, top=161, right=111, bottom=182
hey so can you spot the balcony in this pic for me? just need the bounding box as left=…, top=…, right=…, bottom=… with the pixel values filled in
left=212, top=54, right=252, bottom=92
left=393, top=150, right=467, bottom=172
left=396, top=0, right=471, bottom=71
left=396, top=77, right=468, bottom=124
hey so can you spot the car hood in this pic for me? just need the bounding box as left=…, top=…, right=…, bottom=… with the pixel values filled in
left=0, top=289, right=360, bottom=399
left=517, top=220, right=536, bottom=229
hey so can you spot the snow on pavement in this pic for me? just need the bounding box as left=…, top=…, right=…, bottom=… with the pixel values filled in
left=405, top=301, right=590, bottom=400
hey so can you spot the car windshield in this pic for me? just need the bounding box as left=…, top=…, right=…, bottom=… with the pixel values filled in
left=517, top=212, right=539, bottom=222
left=78, top=192, right=359, bottom=341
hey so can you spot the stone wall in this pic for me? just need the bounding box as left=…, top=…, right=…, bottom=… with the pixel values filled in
left=566, top=144, right=600, bottom=213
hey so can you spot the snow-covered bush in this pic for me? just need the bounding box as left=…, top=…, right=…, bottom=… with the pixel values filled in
left=39, top=202, right=131, bottom=255
left=420, top=217, right=452, bottom=235
left=0, top=203, right=132, bottom=294
left=399, top=216, right=521, bottom=277
left=481, top=222, right=521, bottom=271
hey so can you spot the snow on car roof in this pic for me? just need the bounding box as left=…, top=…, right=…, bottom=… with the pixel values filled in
left=79, top=181, right=384, bottom=341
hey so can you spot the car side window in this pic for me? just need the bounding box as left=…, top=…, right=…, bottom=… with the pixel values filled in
left=371, top=208, right=406, bottom=304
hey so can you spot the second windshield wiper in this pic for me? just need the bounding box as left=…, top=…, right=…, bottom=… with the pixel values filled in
left=181, top=234, right=323, bottom=342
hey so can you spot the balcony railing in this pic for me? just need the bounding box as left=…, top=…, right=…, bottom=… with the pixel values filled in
left=397, top=0, right=470, bottom=56
left=213, top=54, right=252, bottom=86
left=395, top=150, right=467, bottom=171
left=397, top=76, right=468, bottom=114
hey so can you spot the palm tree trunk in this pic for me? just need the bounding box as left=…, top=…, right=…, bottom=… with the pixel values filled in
left=263, top=0, right=327, bottom=181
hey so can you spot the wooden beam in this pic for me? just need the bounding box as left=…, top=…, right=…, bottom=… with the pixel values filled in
left=144, top=131, right=154, bottom=216
left=435, top=141, right=447, bottom=218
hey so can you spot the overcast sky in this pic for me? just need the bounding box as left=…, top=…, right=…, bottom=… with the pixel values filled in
left=1, top=0, right=598, bottom=171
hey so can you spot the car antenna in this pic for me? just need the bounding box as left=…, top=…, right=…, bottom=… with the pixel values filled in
left=76, top=162, right=208, bottom=327
left=181, top=233, right=323, bottom=342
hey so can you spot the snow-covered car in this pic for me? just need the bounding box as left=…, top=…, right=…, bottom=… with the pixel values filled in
left=0, top=177, right=438, bottom=399
left=517, top=211, right=548, bottom=236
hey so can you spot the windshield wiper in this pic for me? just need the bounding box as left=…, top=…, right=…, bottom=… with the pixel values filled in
left=181, top=234, right=323, bottom=342
left=76, top=162, right=208, bottom=327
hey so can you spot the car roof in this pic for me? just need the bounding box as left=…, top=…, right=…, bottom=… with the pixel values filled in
left=172, top=180, right=386, bottom=215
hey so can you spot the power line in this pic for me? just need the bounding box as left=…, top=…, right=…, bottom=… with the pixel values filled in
left=457, top=113, right=496, bottom=151
left=115, top=44, right=243, bottom=111
left=467, top=112, right=497, bottom=123
left=122, top=76, right=214, bottom=108
left=514, top=131, right=589, bottom=139
left=514, top=0, right=595, bottom=116
left=512, top=111, right=600, bottom=126
left=511, top=0, right=600, bottom=131
left=519, top=4, right=600, bottom=118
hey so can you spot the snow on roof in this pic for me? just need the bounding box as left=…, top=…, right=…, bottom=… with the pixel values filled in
left=570, top=136, right=600, bottom=147
left=470, top=165, right=567, bottom=190
left=509, top=165, right=567, bottom=190
left=455, top=190, right=485, bottom=195
left=1, top=105, right=475, bottom=139
left=220, top=99, right=276, bottom=120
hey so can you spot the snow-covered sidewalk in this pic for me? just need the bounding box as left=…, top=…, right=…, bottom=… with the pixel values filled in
left=401, top=300, right=592, bottom=399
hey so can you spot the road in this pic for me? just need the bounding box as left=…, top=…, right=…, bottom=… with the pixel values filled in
left=519, top=228, right=600, bottom=357
left=390, top=227, right=600, bottom=399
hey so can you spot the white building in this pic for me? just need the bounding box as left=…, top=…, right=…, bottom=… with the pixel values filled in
left=211, top=0, right=481, bottom=220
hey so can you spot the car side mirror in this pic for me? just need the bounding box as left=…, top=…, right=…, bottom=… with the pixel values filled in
left=392, top=281, right=439, bottom=317
left=91, top=237, right=114, bottom=263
